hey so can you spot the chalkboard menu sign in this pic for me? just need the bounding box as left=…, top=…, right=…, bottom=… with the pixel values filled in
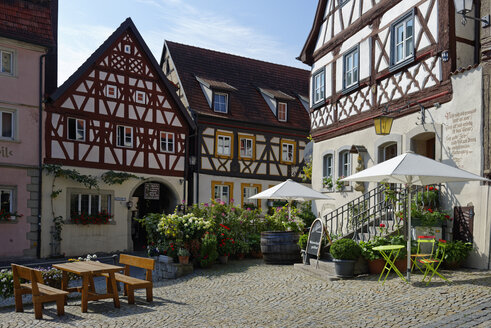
left=306, top=218, right=324, bottom=257
left=144, top=183, right=160, bottom=200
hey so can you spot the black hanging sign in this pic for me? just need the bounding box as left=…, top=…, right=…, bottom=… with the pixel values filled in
left=144, top=183, right=160, bottom=200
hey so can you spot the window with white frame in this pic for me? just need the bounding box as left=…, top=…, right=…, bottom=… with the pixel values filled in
left=281, top=141, right=295, bottom=163
left=343, top=47, right=359, bottom=90
left=243, top=186, right=258, bottom=207
left=323, top=154, right=333, bottom=178
left=239, top=137, right=253, bottom=159
left=216, top=133, right=232, bottom=157
left=67, top=118, right=85, bottom=141
left=117, top=125, right=133, bottom=147
left=391, top=12, right=414, bottom=67
left=213, top=92, right=228, bottom=113
left=124, top=44, right=131, bottom=54
left=0, top=49, right=13, bottom=75
left=0, top=188, right=13, bottom=213
left=339, top=151, right=351, bottom=178
left=160, top=131, right=174, bottom=153
left=278, top=102, right=287, bottom=122
left=69, top=192, right=112, bottom=217
left=214, top=184, right=231, bottom=203
left=313, top=69, right=325, bottom=104
left=0, top=110, right=14, bottom=139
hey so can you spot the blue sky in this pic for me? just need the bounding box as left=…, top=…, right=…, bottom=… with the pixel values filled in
left=58, top=0, right=318, bottom=85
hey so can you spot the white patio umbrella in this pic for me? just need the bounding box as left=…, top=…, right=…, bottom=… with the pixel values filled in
left=249, top=179, right=333, bottom=220
left=341, top=151, right=489, bottom=282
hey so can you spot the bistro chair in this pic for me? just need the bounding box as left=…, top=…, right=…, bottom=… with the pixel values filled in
left=419, top=239, right=450, bottom=285
left=410, top=235, right=436, bottom=273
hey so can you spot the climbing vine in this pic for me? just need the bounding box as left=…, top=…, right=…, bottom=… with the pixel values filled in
left=101, top=170, right=142, bottom=185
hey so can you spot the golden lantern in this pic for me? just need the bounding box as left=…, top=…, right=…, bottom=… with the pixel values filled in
left=373, top=115, right=394, bottom=135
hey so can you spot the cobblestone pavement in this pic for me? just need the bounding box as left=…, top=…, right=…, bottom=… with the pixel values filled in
left=0, top=259, right=490, bottom=327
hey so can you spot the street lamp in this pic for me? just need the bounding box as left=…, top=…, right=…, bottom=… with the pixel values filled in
left=453, top=0, right=490, bottom=27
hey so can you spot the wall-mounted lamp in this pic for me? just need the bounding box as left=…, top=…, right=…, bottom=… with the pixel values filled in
left=126, top=200, right=133, bottom=210
left=453, top=0, right=490, bottom=27
left=374, top=106, right=394, bottom=135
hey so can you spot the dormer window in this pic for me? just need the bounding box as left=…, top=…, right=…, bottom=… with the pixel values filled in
left=277, top=102, right=287, bottom=122
left=213, top=92, right=228, bottom=113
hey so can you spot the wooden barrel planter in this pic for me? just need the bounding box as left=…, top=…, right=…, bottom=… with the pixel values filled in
left=260, top=231, right=301, bottom=265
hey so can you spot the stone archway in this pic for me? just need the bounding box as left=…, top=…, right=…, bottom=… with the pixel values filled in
left=129, top=181, right=178, bottom=251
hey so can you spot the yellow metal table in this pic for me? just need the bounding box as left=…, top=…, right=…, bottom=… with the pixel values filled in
left=373, top=245, right=408, bottom=284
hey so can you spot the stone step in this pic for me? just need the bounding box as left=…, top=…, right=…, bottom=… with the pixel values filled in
left=293, top=262, right=338, bottom=281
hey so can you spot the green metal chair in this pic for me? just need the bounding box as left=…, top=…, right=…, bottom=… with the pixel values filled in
left=419, top=239, right=450, bottom=285
left=410, top=235, right=436, bottom=273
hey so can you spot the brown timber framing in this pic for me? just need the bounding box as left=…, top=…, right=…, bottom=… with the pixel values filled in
left=197, top=118, right=307, bottom=181
left=307, top=0, right=456, bottom=142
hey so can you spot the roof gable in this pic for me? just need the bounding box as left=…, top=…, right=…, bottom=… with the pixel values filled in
left=165, top=41, right=310, bottom=130
left=49, top=17, right=195, bottom=130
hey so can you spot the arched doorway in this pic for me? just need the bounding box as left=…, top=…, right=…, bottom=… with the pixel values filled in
left=130, top=181, right=178, bottom=251
left=410, top=132, right=435, bottom=159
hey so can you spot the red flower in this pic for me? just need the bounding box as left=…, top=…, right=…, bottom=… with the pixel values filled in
left=219, top=223, right=230, bottom=230
left=428, top=208, right=433, bottom=213
left=379, top=223, right=385, bottom=228
left=444, top=215, right=450, bottom=219
left=429, top=186, right=434, bottom=191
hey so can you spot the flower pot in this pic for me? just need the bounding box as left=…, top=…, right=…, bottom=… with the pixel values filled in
left=333, top=259, right=356, bottom=278
left=237, top=253, right=245, bottom=260
left=261, top=231, right=301, bottom=265
left=395, top=257, right=407, bottom=273
left=178, top=256, right=189, bottom=265
left=218, top=255, right=228, bottom=264
left=367, top=258, right=385, bottom=274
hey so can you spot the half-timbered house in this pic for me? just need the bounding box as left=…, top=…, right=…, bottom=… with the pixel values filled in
left=42, top=18, right=195, bottom=257
left=0, top=0, right=57, bottom=258
left=161, top=42, right=310, bottom=210
left=299, top=0, right=490, bottom=269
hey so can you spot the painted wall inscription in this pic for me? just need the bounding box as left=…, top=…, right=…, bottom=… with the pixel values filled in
left=445, top=109, right=477, bottom=165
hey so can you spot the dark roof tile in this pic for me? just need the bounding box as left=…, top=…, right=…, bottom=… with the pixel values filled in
left=165, top=41, right=310, bottom=131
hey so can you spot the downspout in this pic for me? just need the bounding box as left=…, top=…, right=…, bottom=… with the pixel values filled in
left=194, top=112, right=200, bottom=204
left=474, top=1, right=481, bottom=64
left=37, top=54, right=46, bottom=258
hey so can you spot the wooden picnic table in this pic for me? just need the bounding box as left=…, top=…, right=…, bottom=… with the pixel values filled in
left=53, top=261, right=122, bottom=313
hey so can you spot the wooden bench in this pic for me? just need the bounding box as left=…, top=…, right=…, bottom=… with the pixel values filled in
left=102, top=254, right=155, bottom=304
left=11, top=264, right=69, bottom=320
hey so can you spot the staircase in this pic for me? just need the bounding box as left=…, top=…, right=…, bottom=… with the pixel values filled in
left=295, top=184, right=440, bottom=280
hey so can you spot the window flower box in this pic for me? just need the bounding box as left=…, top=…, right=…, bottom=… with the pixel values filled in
left=71, top=211, right=112, bottom=225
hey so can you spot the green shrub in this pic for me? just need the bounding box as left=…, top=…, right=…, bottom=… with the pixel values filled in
left=0, top=269, right=14, bottom=299
left=199, top=232, right=218, bottom=267
left=298, top=233, right=309, bottom=250
left=330, top=239, right=361, bottom=260
left=444, top=240, right=473, bottom=263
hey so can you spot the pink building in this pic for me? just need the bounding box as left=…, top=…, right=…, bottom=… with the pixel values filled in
left=0, top=0, right=57, bottom=258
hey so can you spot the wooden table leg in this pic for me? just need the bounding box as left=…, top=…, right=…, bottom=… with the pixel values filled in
left=60, top=271, right=69, bottom=304
left=88, top=275, right=96, bottom=293
left=81, top=274, right=89, bottom=313
left=108, top=272, right=120, bottom=308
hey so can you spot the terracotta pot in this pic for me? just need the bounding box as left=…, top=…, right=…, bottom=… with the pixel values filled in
left=367, top=258, right=385, bottom=274
left=395, top=257, right=408, bottom=273
left=178, top=256, right=189, bottom=265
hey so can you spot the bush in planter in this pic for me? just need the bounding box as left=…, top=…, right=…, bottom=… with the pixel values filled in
left=359, top=236, right=389, bottom=261
left=443, top=240, right=473, bottom=267
left=330, top=239, right=361, bottom=260
left=199, top=232, right=218, bottom=268
left=330, top=239, right=361, bottom=278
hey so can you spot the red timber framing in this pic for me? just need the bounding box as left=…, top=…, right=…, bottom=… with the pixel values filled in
left=300, top=0, right=458, bottom=142
left=45, top=18, right=195, bottom=176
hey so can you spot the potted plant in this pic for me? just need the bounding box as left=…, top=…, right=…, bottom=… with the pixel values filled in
left=322, top=176, right=334, bottom=189
left=335, top=177, right=345, bottom=192
left=234, top=239, right=250, bottom=260
left=177, top=248, right=190, bottom=264
left=330, top=239, right=361, bottom=278
left=443, top=240, right=473, bottom=269
left=199, top=232, right=218, bottom=268
left=360, top=236, right=390, bottom=274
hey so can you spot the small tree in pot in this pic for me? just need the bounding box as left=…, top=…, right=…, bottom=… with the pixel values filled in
left=330, top=239, right=361, bottom=278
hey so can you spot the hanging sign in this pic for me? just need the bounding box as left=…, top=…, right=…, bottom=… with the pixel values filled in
left=144, top=183, right=160, bottom=200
